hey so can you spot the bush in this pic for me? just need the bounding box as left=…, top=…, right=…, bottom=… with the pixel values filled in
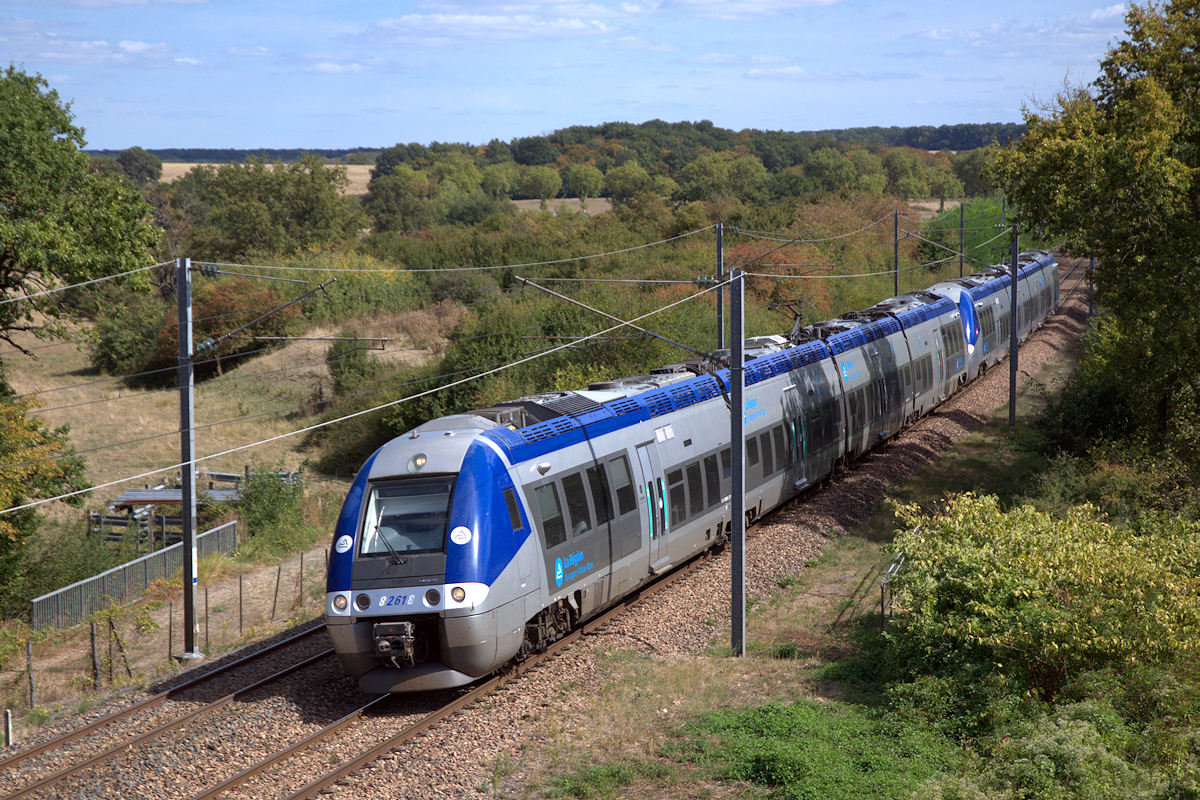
left=234, top=467, right=317, bottom=560
left=327, top=329, right=381, bottom=396
left=889, top=495, right=1200, bottom=702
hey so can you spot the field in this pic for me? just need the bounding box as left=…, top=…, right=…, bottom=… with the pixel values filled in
left=159, top=162, right=374, bottom=196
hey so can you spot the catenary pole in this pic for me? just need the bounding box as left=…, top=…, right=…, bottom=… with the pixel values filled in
left=716, top=222, right=725, bottom=350
left=730, top=268, right=746, bottom=657
left=176, top=258, right=203, bottom=662
left=1008, top=227, right=1019, bottom=429
left=959, top=202, right=965, bottom=278
left=893, top=210, right=900, bottom=296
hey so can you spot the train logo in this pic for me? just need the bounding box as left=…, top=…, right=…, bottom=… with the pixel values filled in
left=555, top=557, right=564, bottom=587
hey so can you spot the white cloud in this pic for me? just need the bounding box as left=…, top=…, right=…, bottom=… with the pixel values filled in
left=311, top=61, right=364, bottom=74
left=370, top=12, right=613, bottom=45
left=745, top=65, right=808, bottom=79
left=174, top=56, right=202, bottom=65
left=600, top=35, right=677, bottom=51
left=118, top=40, right=169, bottom=57
left=227, top=46, right=273, bottom=57
left=660, top=0, right=840, bottom=20
left=1091, top=4, right=1126, bottom=21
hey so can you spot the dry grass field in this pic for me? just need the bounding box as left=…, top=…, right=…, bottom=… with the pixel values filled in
left=159, top=162, right=373, bottom=196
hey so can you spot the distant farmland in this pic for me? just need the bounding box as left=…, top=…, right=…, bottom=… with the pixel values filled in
left=160, top=162, right=373, bottom=196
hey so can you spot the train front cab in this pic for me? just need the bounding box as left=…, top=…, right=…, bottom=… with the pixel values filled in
left=325, top=425, right=538, bottom=693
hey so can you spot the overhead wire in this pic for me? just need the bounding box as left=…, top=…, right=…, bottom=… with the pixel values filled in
left=0, top=262, right=170, bottom=307
left=0, top=277, right=731, bottom=515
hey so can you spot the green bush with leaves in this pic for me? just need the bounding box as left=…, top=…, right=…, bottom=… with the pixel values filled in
left=234, top=467, right=316, bottom=561
left=890, top=495, right=1200, bottom=702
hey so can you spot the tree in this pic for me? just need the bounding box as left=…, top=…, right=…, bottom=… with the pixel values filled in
left=989, top=0, right=1200, bottom=430
left=0, top=66, right=159, bottom=351
left=805, top=147, right=856, bottom=194
left=927, top=167, right=963, bottom=211
left=518, top=165, right=562, bottom=209
left=363, top=164, right=434, bottom=233
left=168, top=155, right=366, bottom=259
left=564, top=164, right=603, bottom=206
left=117, top=146, right=162, bottom=184
left=481, top=162, right=517, bottom=198
left=0, top=363, right=88, bottom=601
left=603, top=161, right=653, bottom=203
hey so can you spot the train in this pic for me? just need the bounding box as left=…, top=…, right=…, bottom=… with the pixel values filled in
left=324, top=250, right=1059, bottom=693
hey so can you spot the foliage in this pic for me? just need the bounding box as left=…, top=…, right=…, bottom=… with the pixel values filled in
left=116, top=146, right=162, bottom=184
left=0, top=66, right=159, bottom=350
left=889, top=495, right=1200, bottom=703
left=327, top=329, right=381, bottom=396
left=161, top=154, right=366, bottom=260
left=677, top=700, right=958, bottom=799
left=233, top=467, right=316, bottom=561
left=989, top=0, right=1200, bottom=433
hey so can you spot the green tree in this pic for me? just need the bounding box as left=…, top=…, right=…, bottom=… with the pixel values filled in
left=481, top=162, right=517, bottom=198
left=564, top=164, right=603, bottom=206
left=117, top=146, right=162, bottom=184
left=518, top=165, right=562, bottom=209
left=727, top=155, right=768, bottom=201
left=927, top=166, right=963, bottom=211
left=603, top=161, right=653, bottom=203
left=989, top=0, right=1200, bottom=429
left=805, top=147, right=856, bottom=194
left=170, top=154, right=366, bottom=258
left=675, top=153, right=730, bottom=201
left=363, top=164, right=434, bottom=232
left=0, top=66, right=159, bottom=350
left=883, top=148, right=927, bottom=198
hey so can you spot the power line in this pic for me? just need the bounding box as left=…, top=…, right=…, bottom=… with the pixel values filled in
left=0, top=263, right=169, bottom=307
left=198, top=225, right=716, bottom=276
left=1, top=278, right=728, bottom=516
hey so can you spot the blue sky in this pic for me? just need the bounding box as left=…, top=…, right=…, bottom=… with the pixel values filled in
left=2, top=1, right=1130, bottom=150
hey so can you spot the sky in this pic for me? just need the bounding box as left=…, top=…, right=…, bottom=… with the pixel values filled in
left=2, top=0, right=1132, bottom=150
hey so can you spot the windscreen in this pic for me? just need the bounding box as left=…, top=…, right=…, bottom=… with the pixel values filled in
left=359, top=477, right=454, bottom=556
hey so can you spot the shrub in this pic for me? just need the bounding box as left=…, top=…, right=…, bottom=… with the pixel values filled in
left=326, top=329, right=381, bottom=396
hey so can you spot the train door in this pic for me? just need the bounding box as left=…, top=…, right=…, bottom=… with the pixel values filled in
left=634, top=442, right=669, bottom=572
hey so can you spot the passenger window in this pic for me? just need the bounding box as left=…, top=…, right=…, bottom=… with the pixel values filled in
left=609, top=455, right=636, bottom=516
left=562, top=473, right=592, bottom=536
left=586, top=464, right=613, bottom=525
left=747, top=437, right=759, bottom=466
left=720, top=448, right=731, bottom=478
left=759, top=432, right=773, bottom=475
left=703, top=455, right=720, bottom=508
left=533, top=484, right=566, bottom=549
left=667, top=469, right=686, bottom=525
left=503, top=488, right=522, bottom=531
left=773, top=426, right=787, bottom=468
left=686, top=463, right=704, bottom=516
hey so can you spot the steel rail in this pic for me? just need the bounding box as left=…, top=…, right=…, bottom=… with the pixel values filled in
left=281, top=548, right=711, bottom=800
left=2, top=648, right=334, bottom=800
left=0, top=621, right=327, bottom=772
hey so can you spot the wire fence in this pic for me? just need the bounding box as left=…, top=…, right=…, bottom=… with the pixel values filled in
left=4, top=547, right=328, bottom=738
left=30, top=521, right=240, bottom=629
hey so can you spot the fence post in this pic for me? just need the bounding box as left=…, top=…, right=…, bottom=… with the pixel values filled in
left=4, top=709, right=12, bottom=747
left=168, top=602, right=173, bottom=661
left=296, top=552, right=304, bottom=609
left=271, top=564, right=282, bottom=621
left=205, top=587, right=210, bottom=652
left=26, top=641, right=35, bottom=709
left=238, top=574, right=243, bottom=636
left=91, top=621, right=101, bottom=688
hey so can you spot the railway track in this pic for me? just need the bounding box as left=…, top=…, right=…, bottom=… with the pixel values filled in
left=0, top=255, right=1091, bottom=799
left=0, top=622, right=331, bottom=800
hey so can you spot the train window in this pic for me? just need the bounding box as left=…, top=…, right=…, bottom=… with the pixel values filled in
left=686, top=463, right=704, bottom=516
left=667, top=469, right=686, bottom=525
left=759, top=432, right=773, bottom=476
left=359, top=477, right=453, bottom=556
left=703, top=455, right=720, bottom=508
left=773, top=426, right=787, bottom=468
left=720, top=448, right=731, bottom=479
left=503, top=488, right=522, bottom=532
left=608, top=455, right=637, bottom=516
left=746, top=437, right=759, bottom=467
left=562, top=473, right=592, bottom=536
left=533, top=484, right=566, bottom=549
left=586, top=464, right=613, bottom=525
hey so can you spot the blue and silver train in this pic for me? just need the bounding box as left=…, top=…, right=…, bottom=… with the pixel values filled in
left=325, top=251, right=1059, bottom=693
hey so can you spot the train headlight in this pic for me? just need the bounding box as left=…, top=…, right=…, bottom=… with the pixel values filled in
left=407, top=453, right=428, bottom=473
left=355, top=593, right=371, bottom=611
left=450, top=586, right=466, bottom=603
left=332, top=594, right=348, bottom=612
left=424, top=589, right=441, bottom=606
